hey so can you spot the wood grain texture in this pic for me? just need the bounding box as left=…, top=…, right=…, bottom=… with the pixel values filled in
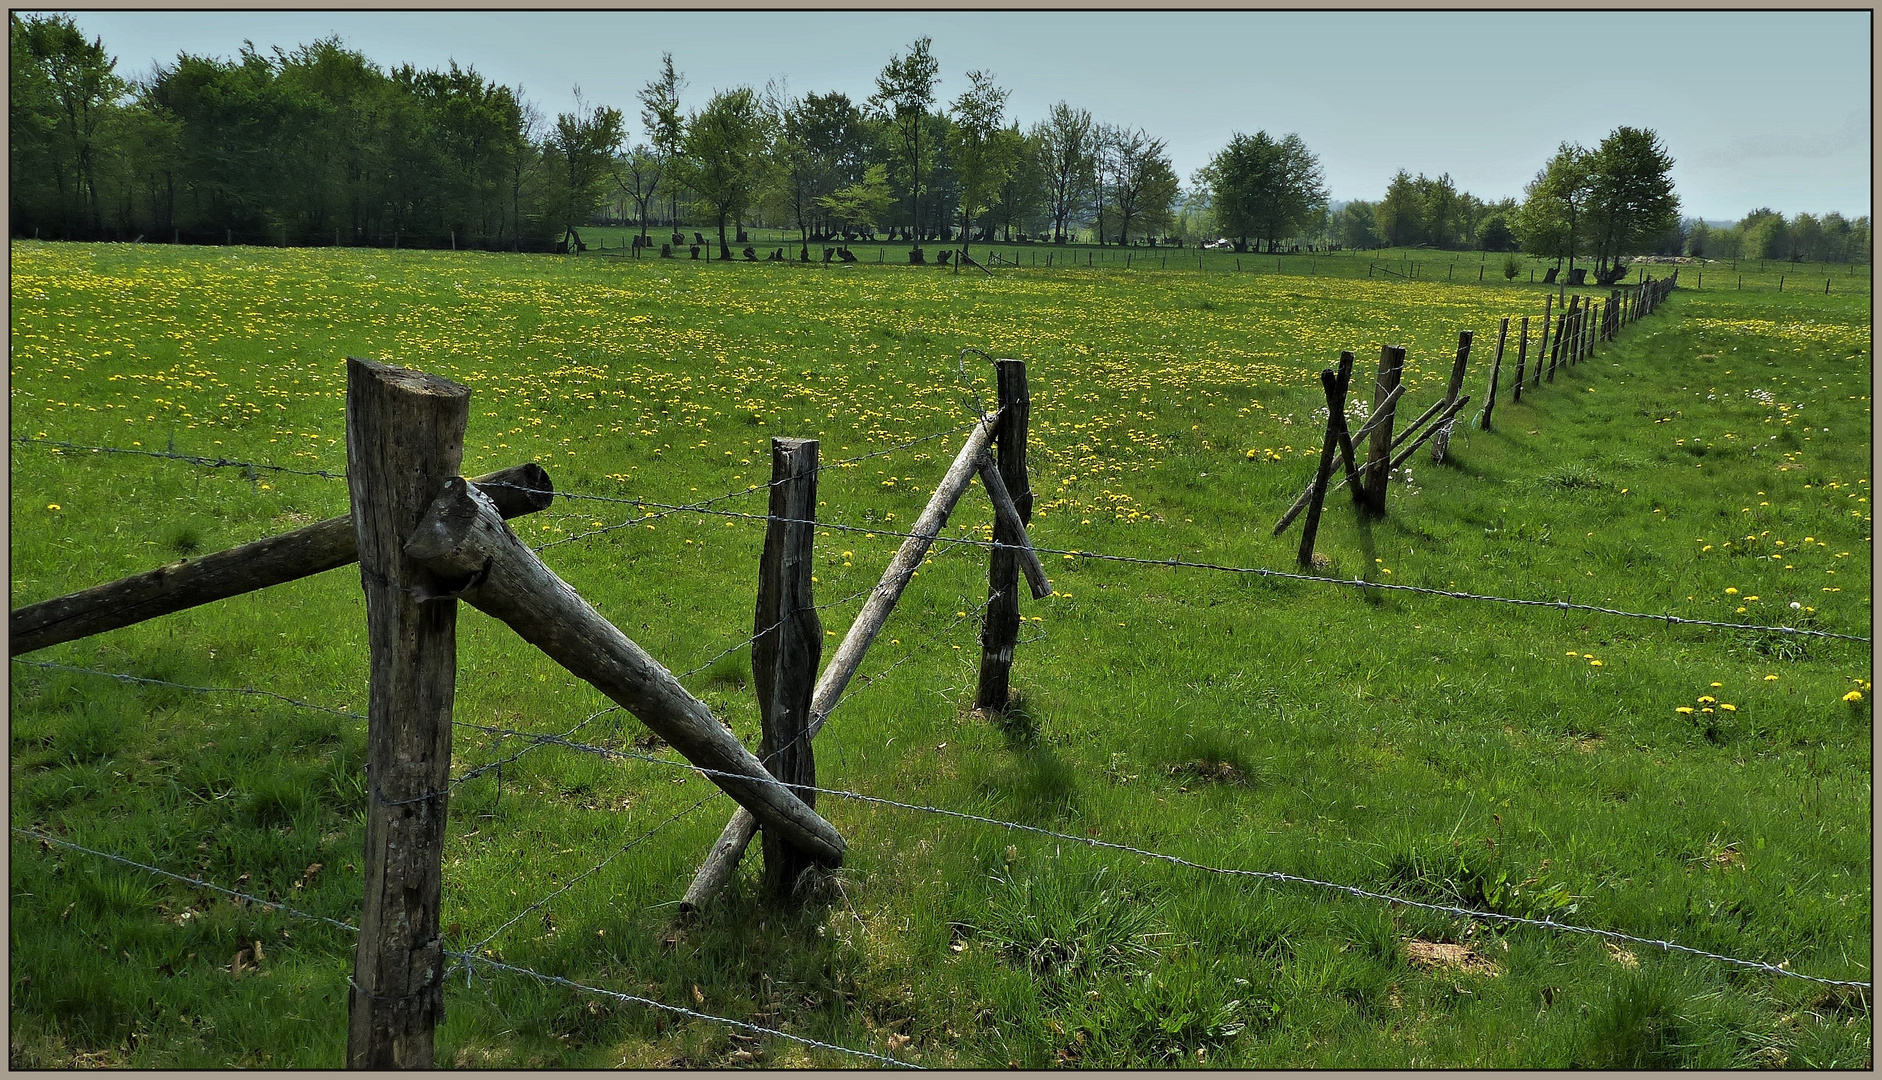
left=344, top=357, right=469, bottom=1070
left=9, top=463, right=552, bottom=656
left=754, top=438, right=823, bottom=896
left=403, top=477, right=847, bottom=866
left=976, top=359, right=1033, bottom=712
left=681, top=413, right=999, bottom=914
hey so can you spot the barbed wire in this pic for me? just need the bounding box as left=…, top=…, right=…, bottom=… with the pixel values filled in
left=451, top=790, right=722, bottom=974
left=594, top=503, right=1869, bottom=644
left=9, top=826, right=914, bottom=1068
left=444, top=952, right=920, bottom=1068
left=520, top=418, right=984, bottom=553
left=12, top=826, right=359, bottom=933
left=13, top=436, right=344, bottom=480
left=11, top=659, right=365, bottom=718
left=472, top=731, right=1873, bottom=992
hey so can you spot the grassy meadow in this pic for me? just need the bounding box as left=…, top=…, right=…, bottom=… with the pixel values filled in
left=8, top=240, right=1872, bottom=1067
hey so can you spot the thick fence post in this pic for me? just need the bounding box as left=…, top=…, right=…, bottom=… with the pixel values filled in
left=1430, top=330, right=1472, bottom=462
left=754, top=438, right=823, bottom=898
left=976, top=360, right=1032, bottom=713
left=1479, top=317, right=1510, bottom=431
left=1298, top=354, right=1353, bottom=568
left=1511, top=316, right=1530, bottom=403
left=345, top=358, right=470, bottom=1070
left=1361, top=344, right=1406, bottom=516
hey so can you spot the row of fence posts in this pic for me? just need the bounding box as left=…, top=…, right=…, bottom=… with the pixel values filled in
left=1276, top=272, right=1676, bottom=568
left=7, top=353, right=1047, bottom=1068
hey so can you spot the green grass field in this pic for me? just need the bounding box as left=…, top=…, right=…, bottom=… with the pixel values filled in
left=9, top=240, right=1872, bottom=1067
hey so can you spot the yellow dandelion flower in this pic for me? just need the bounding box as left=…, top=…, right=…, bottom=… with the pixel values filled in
left=1675, top=706, right=1694, bottom=715
left=1725, top=587, right=1738, bottom=595
left=1844, top=691, right=1863, bottom=703
left=1719, top=703, right=1737, bottom=712
left=1764, top=674, right=1779, bottom=682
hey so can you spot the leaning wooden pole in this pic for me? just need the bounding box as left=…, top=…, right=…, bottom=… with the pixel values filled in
left=753, top=438, right=823, bottom=898
left=977, top=359, right=1033, bottom=713
left=1429, top=330, right=1473, bottom=463
left=10, top=464, right=552, bottom=656
left=1511, top=316, right=1530, bottom=403
left=403, top=478, right=846, bottom=866
left=1479, top=318, right=1510, bottom=432
left=345, top=358, right=469, bottom=1070
left=681, top=412, right=1004, bottom=914
left=1297, top=357, right=1352, bottom=569
left=1534, top=294, right=1553, bottom=386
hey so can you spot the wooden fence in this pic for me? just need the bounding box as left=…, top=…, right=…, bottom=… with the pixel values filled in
left=1275, top=272, right=1677, bottom=567
left=8, top=354, right=1051, bottom=1067
left=9, top=269, right=1683, bottom=1063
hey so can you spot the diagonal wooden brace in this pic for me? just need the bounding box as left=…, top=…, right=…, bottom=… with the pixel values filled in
left=678, top=411, right=1003, bottom=914
left=10, top=463, right=554, bottom=656
left=403, top=477, right=845, bottom=867
left=974, top=452, right=1051, bottom=600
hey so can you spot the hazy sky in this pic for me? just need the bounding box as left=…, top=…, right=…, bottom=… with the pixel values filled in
left=52, top=9, right=1874, bottom=221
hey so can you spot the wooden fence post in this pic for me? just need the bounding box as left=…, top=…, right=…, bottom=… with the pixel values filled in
left=1535, top=293, right=1554, bottom=385
left=1297, top=354, right=1353, bottom=568
left=1547, top=298, right=1571, bottom=382
left=1360, top=344, right=1406, bottom=516
left=1430, top=331, right=1473, bottom=462
left=1511, top=316, right=1529, bottom=403
left=754, top=438, right=823, bottom=898
left=977, top=359, right=1032, bottom=713
left=345, top=358, right=470, bottom=1070
left=1479, top=318, right=1510, bottom=431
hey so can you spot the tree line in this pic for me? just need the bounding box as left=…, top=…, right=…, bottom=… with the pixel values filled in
left=11, top=15, right=1870, bottom=269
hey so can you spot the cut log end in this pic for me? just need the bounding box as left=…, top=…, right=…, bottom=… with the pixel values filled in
left=346, top=356, right=471, bottom=402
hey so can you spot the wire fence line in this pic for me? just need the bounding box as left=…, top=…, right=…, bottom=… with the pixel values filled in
left=9, top=826, right=915, bottom=1069
left=13, top=436, right=346, bottom=480
left=13, top=618, right=1870, bottom=997
left=575, top=501, right=1868, bottom=645
left=454, top=730, right=1874, bottom=993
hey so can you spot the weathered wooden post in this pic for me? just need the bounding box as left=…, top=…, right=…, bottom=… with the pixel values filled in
left=1547, top=298, right=1572, bottom=382
left=1478, top=318, right=1510, bottom=432
left=1429, top=331, right=1473, bottom=462
left=976, top=361, right=1035, bottom=712
left=1360, top=344, right=1406, bottom=516
left=1511, top=316, right=1530, bottom=403
left=1297, top=353, right=1353, bottom=568
left=754, top=438, right=823, bottom=898
left=1535, top=294, right=1554, bottom=386
left=345, top=358, right=469, bottom=1069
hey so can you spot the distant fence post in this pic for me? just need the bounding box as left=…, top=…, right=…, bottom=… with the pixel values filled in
left=344, top=358, right=471, bottom=1069
left=976, top=358, right=1032, bottom=713
left=1430, top=330, right=1473, bottom=461
left=1360, top=345, right=1406, bottom=516
left=754, top=437, right=823, bottom=898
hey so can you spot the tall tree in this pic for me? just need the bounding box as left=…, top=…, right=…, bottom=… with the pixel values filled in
left=990, top=124, right=1046, bottom=241
left=817, top=161, right=893, bottom=236
left=1194, top=130, right=1326, bottom=253
left=547, top=88, right=624, bottom=246
left=1513, top=143, right=1594, bottom=282
left=1586, top=126, right=1679, bottom=277
left=13, top=13, right=127, bottom=234
left=613, top=143, right=661, bottom=242
left=944, top=69, right=1012, bottom=257
left=1032, top=101, right=1095, bottom=244
left=638, top=52, right=686, bottom=228
left=869, top=35, right=939, bottom=256
left=1336, top=200, right=1381, bottom=249
left=1417, top=172, right=1459, bottom=249
left=675, top=86, right=765, bottom=260
left=1097, top=127, right=1176, bottom=246
left=1374, top=169, right=1423, bottom=248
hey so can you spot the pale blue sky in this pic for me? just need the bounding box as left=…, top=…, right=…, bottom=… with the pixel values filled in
left=53, top=9, right=1874, bottom=221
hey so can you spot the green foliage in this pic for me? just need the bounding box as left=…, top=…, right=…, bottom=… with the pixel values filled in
left=1194, top=130, right=1327, bottom=251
